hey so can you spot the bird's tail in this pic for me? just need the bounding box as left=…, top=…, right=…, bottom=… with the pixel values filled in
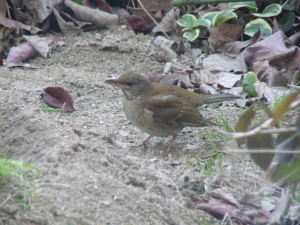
left=204, top=94, right=240, bottom=104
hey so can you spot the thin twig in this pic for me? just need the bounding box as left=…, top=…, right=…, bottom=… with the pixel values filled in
left=237, top=172, right=282, bottom=191
left=281, top=0, right=289, bottom=8
left=136, top=0, right=171, bottom=39
left=58, top=102, right=66, bottom=121
left=6, top=2, right=11, bottom=19
left=0, top=194, right=11, bottom=207
left=288, top=84, right=300, bottom=90
left=212, top=125, right=296, bottom=139
left=212, top=97, right=300, bottom=139
left=227, top=149, right=300, bottom=154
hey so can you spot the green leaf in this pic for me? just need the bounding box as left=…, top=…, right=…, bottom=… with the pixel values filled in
left=276, top=132, right=300, bottom=165
left=194, top=19, right=211, bottom=28
left=247, top=133, right=274, bottom=171
left=229, top=1, right=258, bottom=13
left=183, top=29, right=200, bottom=41
left=252, top=3, right=282, bottom=18
left=177, top=14, right=196, bottom=28
left=279, top=12, right=295, bottom=33
left=283, top=3, right=296, bottom=11
left=272, top=158, right=300, bottom=183
left=235, top=107, right=256, bottom=146
left=72, top=0, right=82, bottom=5
left=212, top=9, right=237, bottom=27
left=245, top=18, right=272, bottom=38
left=182, top=27, right=191, bottom=32
left=272, top=91, right=300, bottom=126
left=241, top=72, right=257, bottom=97
left=202, top=11, right=221, bottom=22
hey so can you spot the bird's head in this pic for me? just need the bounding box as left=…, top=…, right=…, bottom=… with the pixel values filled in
left=105, top=72, right=151, bottom=98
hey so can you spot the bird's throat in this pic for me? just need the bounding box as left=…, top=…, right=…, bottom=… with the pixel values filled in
left=121, top=85, right=153, bottom=100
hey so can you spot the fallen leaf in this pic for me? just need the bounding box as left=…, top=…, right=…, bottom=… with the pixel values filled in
left=42, top=87, right=75, bottom=113
left=7, top=44, right=38, bottom=63
left=253, top=81, right=294, bottom=104
left=53, top=8, right=83, bottom=37
left=207, top=23, right=243, bottom=52
left=199, top=68, right=241, bottom=88
left=23, top=35, right=53, bottom=58
left=219, top=30, right=262, bottom=54
left=196, top=198, right=252, bottom=224
left=202, top=53, right=247, bottom=73
left=127, top=16, right=152, bottom=34
left=242, top=31, right=295, bottom=66
left=64, top=0, right=118, bottom=29
left=83, top=0, right=114, bottom=13
left=152, top=8, right=179, bottom=33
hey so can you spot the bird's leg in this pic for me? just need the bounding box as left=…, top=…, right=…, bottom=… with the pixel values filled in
left=162, top=135, right=177, bottom=157
left=135, top=135, right=152, bottom=149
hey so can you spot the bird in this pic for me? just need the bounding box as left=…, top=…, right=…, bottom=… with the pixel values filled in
left=105, top=72, right=239, bottom=156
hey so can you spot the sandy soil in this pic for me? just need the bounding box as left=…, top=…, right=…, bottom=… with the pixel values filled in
left=0, top=26, right=262, bottom=225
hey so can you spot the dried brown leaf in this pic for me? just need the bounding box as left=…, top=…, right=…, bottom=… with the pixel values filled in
left=53, top=8, right=83, bottom=37
left=64, top=0, right=118, bottom=29
left=208, top=23, right=243, bottom=53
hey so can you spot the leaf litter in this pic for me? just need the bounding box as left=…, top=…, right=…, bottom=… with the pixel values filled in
left=1, top=0, right=300, bottom=224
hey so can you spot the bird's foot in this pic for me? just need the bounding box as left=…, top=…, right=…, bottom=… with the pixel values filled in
left=132, top=135, right=152, bottom=150
left=162, top=135, right=177, bottom=157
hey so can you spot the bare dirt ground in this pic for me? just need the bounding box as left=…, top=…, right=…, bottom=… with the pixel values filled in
left=0, top=27, right=262, bottom=225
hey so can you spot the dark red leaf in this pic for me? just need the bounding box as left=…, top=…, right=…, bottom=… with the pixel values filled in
left=126, top=16, right=151, bottom=34
left=196, top=199, right=251, bottom=224
left=42, top=87, right=75, bottom=113
left=82, top=0, right=113, bottom=13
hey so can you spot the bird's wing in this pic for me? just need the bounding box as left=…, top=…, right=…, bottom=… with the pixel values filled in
left=145, top=95, right=211, bottom=127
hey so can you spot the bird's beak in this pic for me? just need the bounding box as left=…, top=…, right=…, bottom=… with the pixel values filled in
left=105, top=77, right=124, bottom=87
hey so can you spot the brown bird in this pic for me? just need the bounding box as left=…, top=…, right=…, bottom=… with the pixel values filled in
left=105, top=72, right=239, bottom=156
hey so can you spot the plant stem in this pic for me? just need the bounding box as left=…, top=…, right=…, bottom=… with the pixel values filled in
left=172, top=0, right=272, bottom=7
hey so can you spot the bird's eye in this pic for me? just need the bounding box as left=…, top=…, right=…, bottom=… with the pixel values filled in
left=127, top=82, right=132, bottom=86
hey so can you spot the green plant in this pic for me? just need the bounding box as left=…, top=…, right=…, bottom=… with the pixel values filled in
left=202, top=9, right=237, bottom=27
left=71, top=0, right=82, bottom=5
left=207, top=132, right=223, bottom=173
left=39, top=104, right=74, bottom=116
left=233, top=2, right=281, bottom=38
left=269, top=91, right=286, bottom=111
left=186, top=132, right=223, bottom=176
left=291, top=183, right=300, bottom=203
left=40, top=104, right=63, bottom=113
left=17, top=187, right=44, bottom=209
left=241, top=72, right=258, bottom=97
left=177, top=2, right=283, bottom=41
left=177, top=14, right=211, bottom=41
left=214, top=107, right=235, bottom=132
left=0, top=152, right=39, bottom=186
left=203, top=214, right=207, bottom=225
